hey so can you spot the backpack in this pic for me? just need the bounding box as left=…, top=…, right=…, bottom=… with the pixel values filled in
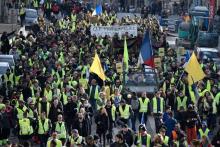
left=131, top=99, right=139, bottom=110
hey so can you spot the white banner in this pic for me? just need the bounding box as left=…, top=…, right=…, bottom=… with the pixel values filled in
left=90, top=25, right=138, bottom=38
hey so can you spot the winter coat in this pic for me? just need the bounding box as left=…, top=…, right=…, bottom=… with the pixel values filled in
left=95, top=113, right=109, bottom=135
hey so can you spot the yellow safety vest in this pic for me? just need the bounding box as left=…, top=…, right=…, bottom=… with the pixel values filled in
left=176, top=96, right=187, bottom=111
left=19, top=118, right=33, bottom=135
left=119, top=104, right=130, bottom=119
left=27, top=108, right=34, bottom=119
left=33, top=0, right=39, bottom=8
left=215, top=92, right=220, bottom=105
left=70, top=22, right=76, bottom=32
left=19, top=7, right=25, bottom=15
left=71, top=14, right=76, bottom=22
left=38, top=101, right=50, bottom=117
left=47, top=139, right=62, bottom=147
left=152, top=97, right=164, bottom=113
left=163, top=136, right=169, bottom=145
left=55, top=122, right=67, bottom=139
left=111, top=105, right=116, bottom=121
left=30, top=86, right=36, bottom=98
left=79, top=78, right=88, bottom=89
left=206, top=80, right=211, bottom=92
left=61, top=92, right=68, bottom=105
left=189, top=85, right=196, bottom=104
left=54, top=69, right=65, bottom=80
left=198, top=128, right=210, bottom=138
left=44, top=89, right=53, bottom=102
left=38, top=118, right=50, bottom=134
left=139, top=98, right=150, bottom=112
left=4, top=73, right=14, bottom=86
left=104, top=86, right=111, bottom=100
left=137, top=133, right=151, bottom=147
left=45, top=3, right=51, bottom=9
left=69, top=136, right=83, bottom=146
left=17, top=106, right=27, bottom=119
left=89, top=86, right=99, bottom=99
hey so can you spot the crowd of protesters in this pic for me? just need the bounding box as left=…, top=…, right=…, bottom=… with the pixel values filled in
left=0, top=0, right=220, bottom=147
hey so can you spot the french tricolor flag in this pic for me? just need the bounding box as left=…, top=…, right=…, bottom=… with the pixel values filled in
left=138, top=31, right=155, bottom=68
left=92, top=4, right=102, bottom=16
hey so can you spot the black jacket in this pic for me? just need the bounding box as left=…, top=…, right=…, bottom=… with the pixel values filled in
left=119, top=130, right=134, bottom=146
left=73, top=119, right=89, bottom=137
left=64, top=101, right=78, bottom=121
left=0, top=112, right=10, bottom=129
left=48, top=103, right=63, bottom=123
left=95, top=113, right=109, bottom=134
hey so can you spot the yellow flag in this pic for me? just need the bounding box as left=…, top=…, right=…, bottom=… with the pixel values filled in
left=184, top=52, right=205, bottom=85
left=90, top=53, right=106, bottom=81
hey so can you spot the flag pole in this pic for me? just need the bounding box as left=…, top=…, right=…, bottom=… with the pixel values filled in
left=148, top=30, right=159, bottom=91
left=175, top=70, right=185, bottom=88
left=190, top=75, right=199, bottom=106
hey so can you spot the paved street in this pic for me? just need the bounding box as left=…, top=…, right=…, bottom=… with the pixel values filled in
left=0, top=23, right=20, bottom=35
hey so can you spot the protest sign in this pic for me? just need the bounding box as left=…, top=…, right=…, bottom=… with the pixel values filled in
left=158, top=48, right=165, bottom=56
left=116, top=62, right=123, bottom=73
left=90, top=25, right=138, bottom=38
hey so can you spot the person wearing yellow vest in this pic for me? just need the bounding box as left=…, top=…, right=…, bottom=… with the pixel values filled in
left=37, top=112, right=52, bottom=147
left=112, top=79, right=123, bottom=93
left=198, top=121, right=211, bottom=140
left=17, top=112, right=33, bottom=146
left=96, top=92, right=107, bottom=111
left=44, top=84, right=53, bottom=102
left=19, top=4, right=26, bottom=27
left=70, top=11, right=76, bottom=22
left=175, top=91, right=191, bottom=112
left=89, top=79, right=100, bottom=111
left=15, top=100, right=27, bottom=120
left=58, top=18, right=66, bottom=30
left=170, top=123, right=188, bottom=147
left=30, top=79, right=41, bottom=98
left=203, top=94, right=217, bottom=129
left=111, top=88, right=122, bottom=108
left=32, top=0, right=39, bottom=10
left=151, top=92, right=165, bottom=133
left=27, top=100, right=38, bottom=121
left=53, top=114, right=67, bottom=145
left=159, top=127, right=170, bottom=146
left=47, top=132, right=62, bottom=147
left=79, top=74, right=88, bottom=90
left=105, top=100, right=116, bottom=143
left=44, top=0, right=52, bottom=19
left=38, top=96, right=51, bottom=118
left=67, top=129, right=85, bottom=146
left=134, top=124, right=152, bottom=147
left=138, top=92, right=150, bottom=126
left=117, top=99, right=133, bottom=125
left=3, top=69, right=14, bottom=87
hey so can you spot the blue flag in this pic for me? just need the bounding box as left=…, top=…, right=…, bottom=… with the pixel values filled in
left=92, top=4, right=102, bottom=16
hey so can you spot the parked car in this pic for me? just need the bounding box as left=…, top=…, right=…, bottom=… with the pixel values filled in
left=25, top=9, right=38, bottom=29
left=196, top=47, right=220, bottom=68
